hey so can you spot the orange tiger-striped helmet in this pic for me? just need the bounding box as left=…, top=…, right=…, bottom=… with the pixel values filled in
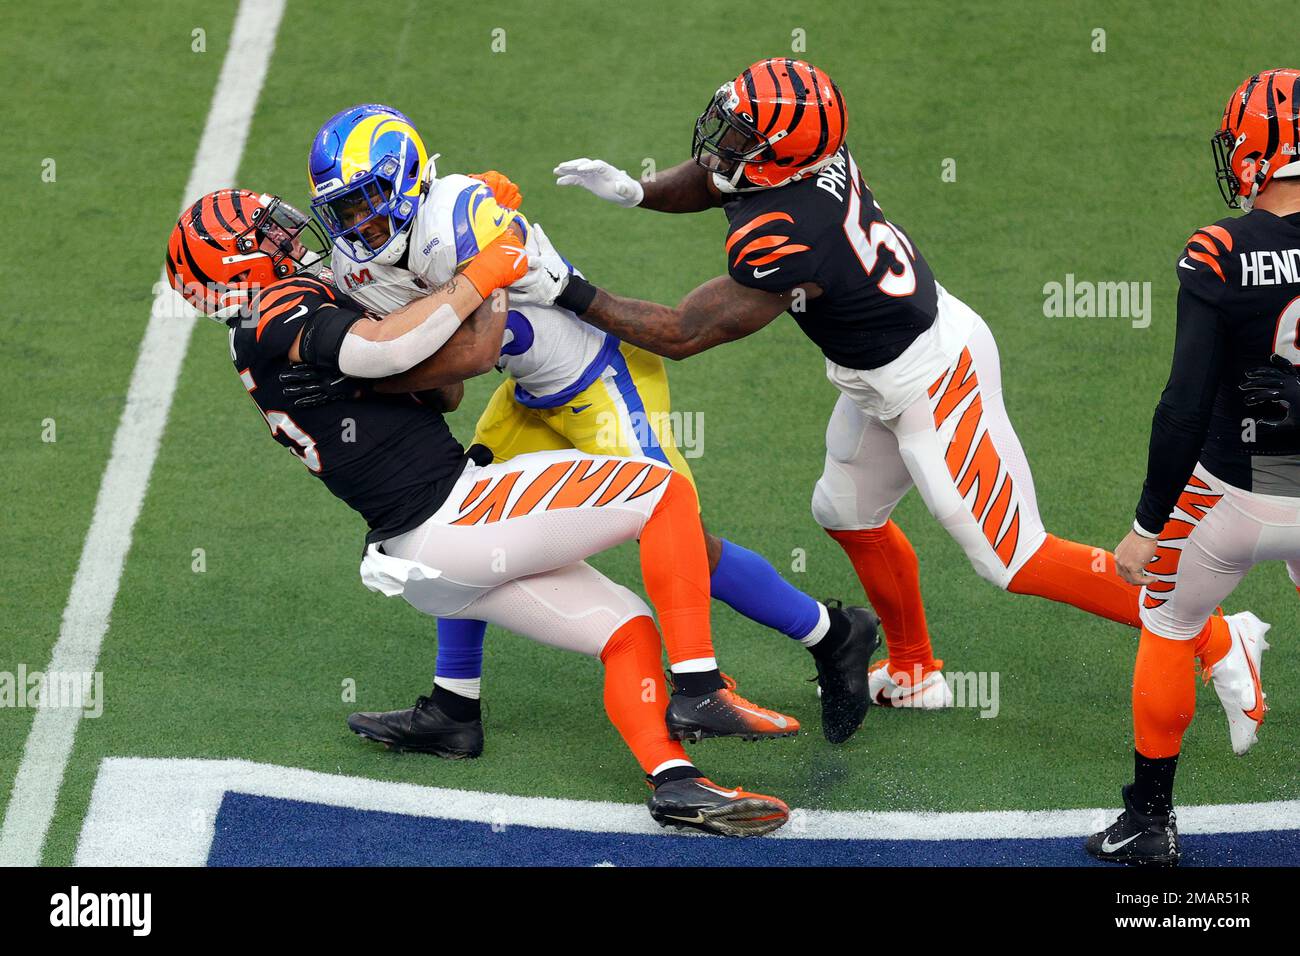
left=1213, top=69, right=1300, bottom=211
left=693, top=58, right=847, bottom=190
left=166, top=189, right=327, bottom=321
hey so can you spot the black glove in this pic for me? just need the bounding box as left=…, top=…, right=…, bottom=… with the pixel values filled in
left=1240, top=353, right=1300, bottom=431
left=278, top=363, right=360, bottom=408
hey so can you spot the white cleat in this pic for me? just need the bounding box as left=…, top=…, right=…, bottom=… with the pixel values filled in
left=866, top=661, right=954, bottom=709
left=1210, top=612, right=1271, bottom=756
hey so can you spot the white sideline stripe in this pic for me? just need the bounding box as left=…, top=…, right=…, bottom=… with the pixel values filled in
left=0, top=0, right=286, bottom=868
left=74, top=757, right=1300, bottom=866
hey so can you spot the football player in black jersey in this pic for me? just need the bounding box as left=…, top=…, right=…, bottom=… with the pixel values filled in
left=166, top=188, right=800, bottom=837
left=1087, top=70, right=1300, bottom=865
left=530, top=58, right=1238, bottom=714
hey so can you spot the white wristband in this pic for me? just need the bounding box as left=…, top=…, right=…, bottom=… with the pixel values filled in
left=1132, top=519, right=1161, bottom=540
left=337, top=303, right=461, bottom=378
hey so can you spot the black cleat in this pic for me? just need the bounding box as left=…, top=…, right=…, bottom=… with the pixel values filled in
left=647, top=777, right=790, bottom=837
left=347, top=695, right=484, bottom=759
left=1085, top=785, right=1180, bottom=866
left=814, top=602, right=881, bottom=743
left=664, top=676, right=800, bottom=743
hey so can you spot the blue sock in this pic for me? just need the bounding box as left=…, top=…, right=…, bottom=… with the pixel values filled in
left=709, top=539, right=822, bottom=640
left=435, top=618, right=487, bottom=679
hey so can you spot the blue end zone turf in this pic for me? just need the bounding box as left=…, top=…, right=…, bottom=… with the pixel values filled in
left=207, top=793, right=1300, bottom=867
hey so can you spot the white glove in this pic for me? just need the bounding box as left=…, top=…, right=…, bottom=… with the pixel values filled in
left=509, top=223, right=571, bottom=307
left=554, top=158, right=644, bottom=207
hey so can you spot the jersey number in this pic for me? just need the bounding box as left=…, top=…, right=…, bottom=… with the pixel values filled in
left=842, top=187, right=916, bottom=298
left=1274, top=296, right=1300, bottom=364
left=240, top=369, right=323, bottom=473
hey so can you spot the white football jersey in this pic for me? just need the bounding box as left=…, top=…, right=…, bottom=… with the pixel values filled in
left=331, top=173, right=608, bottom=403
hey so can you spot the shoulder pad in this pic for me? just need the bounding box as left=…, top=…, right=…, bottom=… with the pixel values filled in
left=725, top=208, right=818, bottom=291
left=409, top=174, right=515, bottom=285
left=1177, top=221, right=1236, bottom=299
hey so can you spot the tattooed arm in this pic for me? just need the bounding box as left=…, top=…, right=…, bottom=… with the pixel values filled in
left=575, top=274, right=818, bottom=360
left=639, top=159, right=723, bottom=213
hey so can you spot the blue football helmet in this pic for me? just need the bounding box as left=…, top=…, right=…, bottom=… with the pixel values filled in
left=308, top=104, right=431, bottom=265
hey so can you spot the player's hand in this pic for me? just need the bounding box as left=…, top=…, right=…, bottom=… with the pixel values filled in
left=510, top=222, right=571, bottom=307
left=461, top=228, right=529, bottom=299
left=470, top=170, right=522, bottom=210
left=554, top=158, right=644, bottom=207
left=1114, top=530, right=1160, bottom=587
left=279, top=364, right=360, bottom=407
left=1240, top=353, right=1300, bottom=432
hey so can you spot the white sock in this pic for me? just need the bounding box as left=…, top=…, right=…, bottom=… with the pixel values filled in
left=434, top=676, right=481, bottom=700
left=798, top=602, right=831, bottom=648
left=669, top=657, right=718, bottom=674
left=650, top=758, right=696, bottom=777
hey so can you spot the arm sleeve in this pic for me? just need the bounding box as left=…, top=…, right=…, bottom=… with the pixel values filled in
left=1134, top=287, right=1229, bottom=534
left=299, top=303, right=366, bottom=373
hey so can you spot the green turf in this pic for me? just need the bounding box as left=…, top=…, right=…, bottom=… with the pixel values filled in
left=3, top=0, right=1296, bottom=865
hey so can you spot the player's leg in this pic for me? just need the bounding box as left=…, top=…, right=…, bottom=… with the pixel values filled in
left=428, top=380, right=575, bottom=733
left=555, top=345, right=880, bottom=739
left=812, top=392, right=949, bottom=708
left=1088, top=470, right=1277, bottom=865
left=373, top=448, right=799, bottom=740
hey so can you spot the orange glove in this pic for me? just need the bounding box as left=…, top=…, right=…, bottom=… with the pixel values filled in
left=470, top=170, right=522, bottom=210
left=460, top=228, right=528, bottom=298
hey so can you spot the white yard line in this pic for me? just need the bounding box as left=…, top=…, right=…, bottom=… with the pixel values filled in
left=73, top=757, right=1300, bottom=866
left=0, top=0, right=286, bottom=867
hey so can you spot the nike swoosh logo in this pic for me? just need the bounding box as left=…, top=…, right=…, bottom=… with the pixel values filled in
left=1100, top=832, right=1141, bottom=853
left=1178, top=257, right=1195, bottom=270
left=732, top=705, right=788, bottom=729
left=753, top=266, right=780, bottom=278
left=282, top=304, right=308, bottom=323
left=493, top=211, right=507, bottom=227
left=696, top=784, right=739, bottom=799
left=570, top=404, right=592, bottom=414
left=1242, top=635, right=1267, bottom=723
left=664, top=812, right=705, bottom=824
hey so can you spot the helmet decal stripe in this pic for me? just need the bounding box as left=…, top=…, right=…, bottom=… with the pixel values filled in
left=209, top=192, right=238, bottom=235
left=741, top=67, right=762, bottom=130
left=177, top=229, right=221, bottom=291
left=189, top=199, right=226, bottom=252
left=760, top=60, right=784, bottom=135
left=797, top=65, right=831, bottom=169
left=1263, top=72, right=1279, bottom=164
left=1237, top=74, right=1260, bottom=128
left=783, top=59, right=807, bottom=147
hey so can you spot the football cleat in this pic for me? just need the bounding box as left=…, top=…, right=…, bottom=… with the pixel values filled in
left=1209, top=611, right=1271, bottom=755
left=665, top=676, right=800, bottom=742
left=1085, top=785, right=1180, bottom=866
left=347, top=695, right=484, bottom=759
left=647, top=777, right=790, bottom=837
left=867, top=659, right=954, bottom=709
left=813, top=602, right=881, bottom=743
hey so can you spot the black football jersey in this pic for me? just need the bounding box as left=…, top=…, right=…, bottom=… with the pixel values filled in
left=722, top=145, right=938, bottom=370
left=229, top=275, right=466, bottom=543
left=1136, top=210, right=1300, bottom=531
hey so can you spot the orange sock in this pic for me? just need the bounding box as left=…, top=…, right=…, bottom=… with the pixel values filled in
left=1008, top=534, right=1141, bottom=627
left=1132, top=626, right=1196, bottom=758
left=600, top=616, right=692, bottom=775
left=1192, top=613, right=1231, bottom=670
left=639, top=471, right=714, bottom=667
left=825, top=522, right=937, bottom=673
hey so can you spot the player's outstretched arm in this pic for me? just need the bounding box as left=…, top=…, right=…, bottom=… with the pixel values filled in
left=571, top=274, right=800, bottom=360
left=554, top=158, right=720, bottom=213
left=328, top=230, right=526, bottom=378
left=374, top=293, right=509, bottom=394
